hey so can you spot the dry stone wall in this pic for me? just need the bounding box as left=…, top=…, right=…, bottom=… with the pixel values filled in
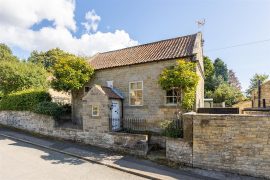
left=0, top=111, right=148, bottom=156
left=185, top=113, right=270, bottom=179
left=166, top=138, right=193, bottom=165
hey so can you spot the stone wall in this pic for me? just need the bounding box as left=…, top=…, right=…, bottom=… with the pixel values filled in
left=165, top=117, right=193, bottom=165
left=0, top=111, right=55, bottom=132
left=166, top=138, right=192, bottom=165
left=184, top=113, right=270, bottom=179
left=0, top=111, right=148, bottom=156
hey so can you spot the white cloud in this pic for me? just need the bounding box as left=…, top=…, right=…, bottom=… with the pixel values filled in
left=82, top=10, right=101, bottom=33
left=0, top=0, right=76, bottom=31
left=0, top=0, right=138, bottom=57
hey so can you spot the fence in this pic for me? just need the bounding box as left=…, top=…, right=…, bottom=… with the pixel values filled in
left=123, top=118, right=147, bottom=132
left=109, top=117, right=147, bottom=132
left=109, top=117, right=182, bottom=136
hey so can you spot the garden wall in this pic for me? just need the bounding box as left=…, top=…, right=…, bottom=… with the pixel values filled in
left=166, top=138, right=192, bottom=165
left=184, top=113, right=270, bottom=179
left=0, top=111, right=148, bottom=156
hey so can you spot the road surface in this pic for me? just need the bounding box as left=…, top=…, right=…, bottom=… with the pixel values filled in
left=0, top=136, right=146, bottom=180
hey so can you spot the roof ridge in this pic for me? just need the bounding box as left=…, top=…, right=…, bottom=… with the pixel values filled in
left=98, top=33, right=198, bottom=55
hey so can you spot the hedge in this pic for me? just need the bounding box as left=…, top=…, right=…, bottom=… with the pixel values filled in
left=33, top=101, right=63, bottom=120
left=0, top=89, right=51, bottom=111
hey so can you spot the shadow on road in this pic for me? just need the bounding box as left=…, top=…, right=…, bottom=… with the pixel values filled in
left=0, top=135, right=86, bottom=165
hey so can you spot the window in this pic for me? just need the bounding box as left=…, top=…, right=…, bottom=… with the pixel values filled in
left=92, top=105, right=99, bottom=116
left=129, top=81, right=143, bottom=106
left=84, top=86, right=90, bottom=94
left=165, top=89, right=178, bottom=105
left=106, top=81, right=113, bottom=88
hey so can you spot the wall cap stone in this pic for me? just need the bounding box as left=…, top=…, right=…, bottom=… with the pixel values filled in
left=183, top=112, right=270, bottom=117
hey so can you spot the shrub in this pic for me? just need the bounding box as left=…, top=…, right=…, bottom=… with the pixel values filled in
left=161, top=120, right=182, bottom=138
left=61, top=104, right=71, bottom=114
left=0, top=89, right=51, bottom=111
left=33, top=101, right=63, bottom=120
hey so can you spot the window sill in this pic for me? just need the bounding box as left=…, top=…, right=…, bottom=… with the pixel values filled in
left=125, top=105, right=148, bottom=109
left=159, top=105, right=178, bottom=109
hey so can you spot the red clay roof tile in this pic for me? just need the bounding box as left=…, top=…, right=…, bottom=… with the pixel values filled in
left=89, top=33, right=198, bottom=70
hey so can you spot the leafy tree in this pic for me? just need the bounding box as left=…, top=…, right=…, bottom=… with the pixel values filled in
left=228, top=69, right=241, bottom=91
left=0, top=43, right=18, bottom=62
left=204, top=56, right=215, bottom=92
left=212, top=83, right=244, bottom=107
left=246, top=73, right=269, bottom=97
left=51, top=54, right=94, bottom=92
left=28, top=48, right=66, bottom=70
left=28, top=50, right=45, bottom=65
left=159, top=59, right=199, bottom=113
left=214, top=58, right=228, bottom=82
left=0, top=61, right=48, bottom=94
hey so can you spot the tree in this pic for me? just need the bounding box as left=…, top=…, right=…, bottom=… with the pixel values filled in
left=0, top=61, right=48, bottom=94
left=0, top=43, right=18, bottom=62
left=51, top=54, right=94, bottom=92
left=228, top=69, right=241, bottom=91
left=28, top=50, right=45, bottom=65
left=204, top=56, right=215, bottom=92
left=214, top=58, right=228, bottom=82
left=246, top=73, right=269, bottom=97
left=28, top=48, right=66, bottom=71
left=159, top=59, right=199, bottom=113
left=212, top=83, right=244, bottom=107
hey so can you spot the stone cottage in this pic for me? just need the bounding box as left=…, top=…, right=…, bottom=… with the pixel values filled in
left=72, top=33, right=204, bottom=132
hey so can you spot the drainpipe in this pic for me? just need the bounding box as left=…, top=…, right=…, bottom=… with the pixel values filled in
left=258, top=80, right=261, bottom=108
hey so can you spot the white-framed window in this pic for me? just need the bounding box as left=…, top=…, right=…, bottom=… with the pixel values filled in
left=165, top=89, right=179, bottom=105
left=84, top=86, right=90, bottom=94
left=92, top=105, right=99, bottom=116
left=129, top=81, right=143, bottom=106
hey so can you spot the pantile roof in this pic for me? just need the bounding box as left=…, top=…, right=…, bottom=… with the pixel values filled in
left=89, top=33, right=198, bottom=70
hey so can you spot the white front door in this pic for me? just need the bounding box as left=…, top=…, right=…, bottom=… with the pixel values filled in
left=111, top=100, right=121, bottom=131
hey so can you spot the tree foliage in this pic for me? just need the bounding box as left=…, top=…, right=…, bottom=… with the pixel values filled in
left=214, top=58, right=228, bottom=82
left=211, top=83, right=244, bottom=106
left=204, top=56, right=216, bottom=92
left=0, top=61, right=48, bottom=94
left=228, top=69, right=241, bottom=91
left=246, top=73, right=269, bottom=97
left=204, top=56, right=244, bottom=106
left=51, top=54, right=94, bottom=92
left=159, top=59, right=199, bottom=111
left=28, top=48, right=66, bottom=71
left=0, top=43, right=18, bottom=62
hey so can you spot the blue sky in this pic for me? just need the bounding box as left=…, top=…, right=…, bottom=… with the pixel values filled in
left=1, top=0, right=270, bottom=91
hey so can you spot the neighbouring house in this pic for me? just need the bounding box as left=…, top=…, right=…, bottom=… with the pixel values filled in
left=251, top=80, right=270, bottom=108
left=72, top=33, right=204, bottom=132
